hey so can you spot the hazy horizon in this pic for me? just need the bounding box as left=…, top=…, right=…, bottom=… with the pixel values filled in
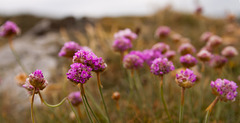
left=0, top=0, right=240, bottom=18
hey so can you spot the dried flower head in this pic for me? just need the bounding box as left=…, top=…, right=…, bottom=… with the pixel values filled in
left=66, top=63, right=92, bottom=84
left=200, top=32, right=213, bottom=42
left=171, top=33, right=182, bottom=42
left=209, top=55, right=227, bottom=68
left=178, top=43, right=196, bottom=55
left=58, top=41, right=81, bottom=58
left=22, top=69, right=48, bottom=94
left=114, top=28, right=137, bottom=41
left=176, top=69, right=197, bottom=88
left=155, top=26, right=171, bottom=38
left=221, top=46, right=238, bottom=58
left=123, top=53, right=144, bottom=69
left=152, top=42, right=170, bottom=54
left=112, top=37, right=132, bottom=52
left=211, top=79, right=238, bottom=102
left=197, top=49, right=212, bottom=62
left=150, top=58, right=175, bottom=76
left=68, top=91, right=82, bottom=106
left=0, top=21, right=20, bottom=38
left=112, top=91, right=120, bottom=101
left=15, top=73, right=28, bottom=86
left=180, top=54, right=198, bottom=68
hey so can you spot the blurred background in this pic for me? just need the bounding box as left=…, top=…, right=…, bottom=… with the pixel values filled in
left=0, top=0, right=240, bottom=123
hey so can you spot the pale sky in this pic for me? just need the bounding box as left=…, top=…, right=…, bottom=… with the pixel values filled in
left=0, top=0, right=240, bottom=18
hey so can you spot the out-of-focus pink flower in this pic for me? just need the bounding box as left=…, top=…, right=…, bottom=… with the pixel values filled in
left=155, top=26, right=171, bottom=38
left=114, top=28, right=137, bottom=41
left=123, top=53, right=144, bottom=69
left=150, top=58, right=174, bottom=76
left=180, top=54, right=198, bottom=68
left=221, top=46, right=238, bottom=58
left=58, top=41, right=81, bottom=58
left=0, top=21, right=20, bottom=38
left=211, top=79, right=238, bottom=102
left=206, top=35, right=222, bottom=48
left=178, top=43, right=196, bottom=55
left=197, top=49, right=212, bottom=62
left=200, top=32, right=213, bottom=42
left=152, top=42, right=170, bottom=54
left=209, top=55, right=227, bottom=68
left=164, top=50, right=176, bottom=60
left=176, top=69, right=197, bottom=88
left=112, top=37, right=132, bottom=53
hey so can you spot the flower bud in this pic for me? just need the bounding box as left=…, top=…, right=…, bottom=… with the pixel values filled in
left=112, top=91, right=120, bottom=101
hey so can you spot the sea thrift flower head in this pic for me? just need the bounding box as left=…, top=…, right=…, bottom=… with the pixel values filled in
left=112, top=37, right=132, bottom=52
left=82, top=46, right=92, bottom=52
left=58, top=41, right=81, bottom=58
left=221, top=46, right=238, bottom=58
left=150, top=58, right=175, bottom=76
left=73, top=50, right=98, bottom=66
left=200, top=32, right=213, bottom=42
left=0, top=21, right=20, bottom=38
left=197, top=49, right=212, bottom=62
left=178, top=43, right=196, bottom=55
left=129, top=50, right=144, bottom=60
left=66, top=63, right=92, bottom=84
left=155, top=26, right=171, bottom=38
left=211, top=79, right=238, bottom=102
left=206, top=35, right=222, bottom=48
left=209, top=55, right=227, bottom=68
left=164, top=50, right=176, bottom=60
left=171, top=33, right=182, bottom=42
left=195, top=6, right=203, bottom=15
left=68, top=91, right=82, bottom=106
left=22, top=69, right=48, bottom=94
left=152, top=42, right=170, bottom=54
left=28, top=69, right=48, bottom=90
left=92, top=57, right=107, bottom=72
left=180, top=54, right=198, bottom=68
left=73, top=50, right=107, bottom=72
left=114, top=28, right=137, bottom=41
left=176, top=69, right=197, bottom=88
left=112, top=91, right=120, bottom=101
left=142, top=49, right=163, bottom=66
left=123, top=53, right=144, bottom=69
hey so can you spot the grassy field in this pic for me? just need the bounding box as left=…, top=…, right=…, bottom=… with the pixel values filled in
left=1, top=8, right=240, bottom=123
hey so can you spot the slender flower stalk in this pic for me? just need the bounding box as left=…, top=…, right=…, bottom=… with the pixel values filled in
left=96, top=72, right=111, bottom=123
left=8, top=36, right=29, bottom=74
left=38, top=92, right=67, bottom=108
left=67, top=99, right=81, bottom=123
left=160, top=76, right=173, bottom=123
left=204, top=96, right=219, bottom=123
left=179, top=88, right=185, bottom=123
left=79, top=84, right=100, bottom=123
left=175, top=69, right=197, bottom=123
left=31, top=88, right=36, bottom=123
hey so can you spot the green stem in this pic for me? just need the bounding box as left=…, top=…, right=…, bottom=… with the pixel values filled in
left=204, top=111, right=210, bottom=123
left=160, top=76, right=173, bottom=123
left=78, top=84, right=94, bottom=123
left=131, top=70, right=142, bottom=105
left=38, top=92, right=67, bottom=108
left=179, top=88, right=185, bottom=123
left=83, top=94, right=100, bottom=123
left=31, top=89, right=36, bottom=123
left=85, top=89, right=107, bottom=119
left=67, top=99, right=81, bottom=123
left=204, top=96, right=220, bottom=123
left=8, top=37, right=29, bottom=74
left=97, top=72, right=111, bottom=123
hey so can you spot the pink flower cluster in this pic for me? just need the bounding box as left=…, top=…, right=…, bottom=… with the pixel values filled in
left=176, top=69, right=197, bottom=88
left=0, top=21, right=20, bottom=38
left=180, top=54, right=198, bottom=68
left=68, top=91, right=82, bottom=106
left=178, top=43, right=196, bottom=55
left=23, top=69, right=48, bottom=94
left=58, top=41, right=81, bottom=58
left=211, top=79, right=238, bottom=102
left=123, top=51, right=144, bottom=69
left=66, top=63, right=92, bottom=84
left=155, top=26, right=171, bottom=38
left=150, top=58, right=175, bottom=76
left=114, top=28, right=137, bottom=41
